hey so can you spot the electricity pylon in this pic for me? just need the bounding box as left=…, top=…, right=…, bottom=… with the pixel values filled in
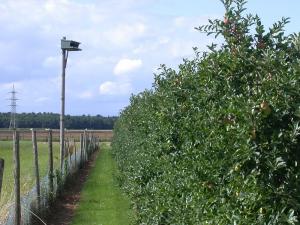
left=9, top=85, right=18, bottom=129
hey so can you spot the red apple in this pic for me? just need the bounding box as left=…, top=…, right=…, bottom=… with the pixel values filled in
left=224, top=17, right=229, bottom=25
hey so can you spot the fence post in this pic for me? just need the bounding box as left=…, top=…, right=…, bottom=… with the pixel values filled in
left=91, top=136, right=95, bottom=153
left=99, top=137, right=101, bottom=150
left=87, top=132, right=90, bottom=159
left=84, top=130, right=87, bottom=162
left=64, top=139, right=68, bottom=175
left=0, top=158, right=4, bottom=197
left=32, top=129, right=41, bottom=211
left=48, top=129, right=54, bottom=195
left=86, top=133, right=89, bottom=158
left=89, top=134, right=92, bottom=156
left=67, top=139, right=72, bottom=172
left=74, top=139, right=77, bottom=169
left=90, top=136, right=93, bottom=153
left=85, top=133, right=88, bottom=159
left=80, top=134, right=83, bottom=167
left=13, top=130, right=21, bottom=225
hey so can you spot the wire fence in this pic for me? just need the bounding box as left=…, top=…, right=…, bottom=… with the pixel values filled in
left=0, top=129, right=100, bottom=225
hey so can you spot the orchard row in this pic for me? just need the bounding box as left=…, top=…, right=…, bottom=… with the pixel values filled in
left=112, top=0, right=300, bottom=224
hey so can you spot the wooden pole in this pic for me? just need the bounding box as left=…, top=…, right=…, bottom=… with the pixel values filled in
left=98, top=137, right=101, bottom=151
left=68, top=140, right=72, bottom=168
left=65, top=139, right=68, bottom=175
left=48, top=129, right=54, bottom=194
left=60, top=43, right=67, bottom=174
left=13, top=130, right=21, bottom=225
left=84, top=130, right=87, bottom=161
left=91, top=136, right=94, bottom=153
left=0, top=158, right=4, bottom=197
left=80, top=134, right=83, bottom=166
left=32, top=129, right=41, bottom=211
left=74, top=139, right=77, bottom=169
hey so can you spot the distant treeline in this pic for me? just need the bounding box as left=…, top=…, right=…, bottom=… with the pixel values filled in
left=0, top=112, right=117, bottom=129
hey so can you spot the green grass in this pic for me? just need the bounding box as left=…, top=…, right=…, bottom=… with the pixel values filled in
left=71, top=143, right=133, bottom=225
left=0, top=140, right=60, bottom=221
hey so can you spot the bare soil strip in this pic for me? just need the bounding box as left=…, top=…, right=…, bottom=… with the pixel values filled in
left=37, top=150, right=99, bottom=225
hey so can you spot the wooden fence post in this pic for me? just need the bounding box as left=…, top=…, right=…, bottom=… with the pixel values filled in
left=13, top=130, right=21, bottom=225
left=90, top=136, right=92, bottom=154
left=99, top=137, right=101, bottom=150
left=65, top=138, right=72, bottom=171
left=32, top=129, right=41, bottom=211
left=84, top=130, right=87, bottom=162
left=48, top=129, right=54, bottom=195
left=86, top=133, right=89, bottom=158
left=67, top=139, right=72, bottom=172
left=0, top=158, right=4, bottom=197
left=80, top=134, right=83, bottom=167
left=74, top=139, right=77, bottom=169
left=87, top=133, right=91, bottom=158
left=91, top=136, right=94, bottom=153
left=64, top=139, right=68, bottom=175
left=90, top=138, right=92, bottom=156
left=87, top=134, right=89, bottom=158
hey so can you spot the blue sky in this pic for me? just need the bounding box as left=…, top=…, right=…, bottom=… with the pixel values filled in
left=0, top=0, right=299, bottom=116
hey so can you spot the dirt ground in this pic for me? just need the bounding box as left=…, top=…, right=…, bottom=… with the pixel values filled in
left=34, top=150, right=99, bottom=225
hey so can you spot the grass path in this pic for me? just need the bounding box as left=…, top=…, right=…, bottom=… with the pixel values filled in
left=70, top=143, right=133, bottom=225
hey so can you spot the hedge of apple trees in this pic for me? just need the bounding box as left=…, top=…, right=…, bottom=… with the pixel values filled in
left=112, top=0, right=300, bottom=224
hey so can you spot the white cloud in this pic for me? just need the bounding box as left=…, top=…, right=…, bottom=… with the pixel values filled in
left=43, top=56, right=60, bottom=68
left=174, top=16, right=186, bottom=27
left=76, top=56, right=115, bottom=68
left=113, top=58, right=142, bottom=75
left=0, top=0, right=223, bottom=115
left=0, top=82, right=23, bottom=91
left=105, top=22, right=146, bottom=46
left=35, top=97, right=50, bottom=103
left=158, top=36, right=170, bottom=44
left=78, top=90, right=93, bottom=99
left=168, top=40, right=197, bottom=58
left=132, top=36, right=170, bottom=54
left=99, top=81, right=132, bottom=95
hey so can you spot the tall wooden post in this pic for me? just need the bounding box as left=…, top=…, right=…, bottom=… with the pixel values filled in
left=60, top=37, right=81, bottom=172
left=48, top=129, right=54, bottom=194
left=32, top=129, right=41, bottom=211
left=0, top=158, right=4, bottom=197
left=60, top=39, right=67, bottom=173
left=13, top=130, right=21, bottom=225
